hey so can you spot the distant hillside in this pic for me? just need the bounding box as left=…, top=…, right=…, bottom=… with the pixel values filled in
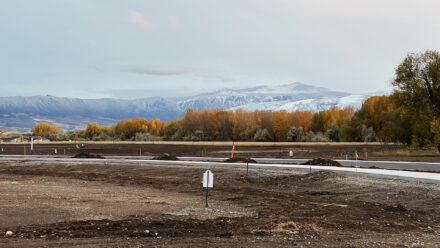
left=0, top=83, right=386, bottom=132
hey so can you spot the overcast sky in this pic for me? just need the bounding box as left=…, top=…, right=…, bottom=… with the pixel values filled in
left=1, top=0, right=439, bottom=99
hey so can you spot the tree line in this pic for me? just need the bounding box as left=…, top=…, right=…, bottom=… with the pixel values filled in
left=31, top=50, right=440, bottom=150
left=31, top=106, right=372, bottom=143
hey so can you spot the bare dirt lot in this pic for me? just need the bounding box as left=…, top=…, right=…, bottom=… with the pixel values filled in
left=1, top=142, right=439, bottom=162
left=0, top=161, right=439, bottom=247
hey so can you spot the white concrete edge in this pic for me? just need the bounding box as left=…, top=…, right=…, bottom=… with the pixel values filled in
left=1, top=157, right=440, bottom=183
left=2, top=155, right=440, bottom=166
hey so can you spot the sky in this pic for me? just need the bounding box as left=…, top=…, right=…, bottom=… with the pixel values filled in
left=1, top=0, right=439, bottom=99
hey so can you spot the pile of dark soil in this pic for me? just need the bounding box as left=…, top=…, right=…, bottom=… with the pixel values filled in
left=384, top=204, right=407, bottom=212
left=224, top=157, right=257, bottom=163
left=72, top=153, right=104, bottom=159
left=298, top=171, right=342, bottom=182
left=301, top=158, right=342, bottom=167
left=152, top=154, right=179, bottom=161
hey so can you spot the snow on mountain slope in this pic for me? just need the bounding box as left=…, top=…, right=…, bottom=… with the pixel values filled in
left=229, top=95, right=371, bottom=112
left=0, top=83, right=388, bottom=131
left=178, top=82, right=351, bottom=111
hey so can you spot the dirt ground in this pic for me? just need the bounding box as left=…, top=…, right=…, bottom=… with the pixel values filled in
left=0, top=161, right=439, bottom=247
left=1, top=142, right=439, bottom=162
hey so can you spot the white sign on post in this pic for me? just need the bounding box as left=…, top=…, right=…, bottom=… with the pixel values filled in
left=203, top=170, right=214, bottom=208
left=203, top=170, right=214, bottom=188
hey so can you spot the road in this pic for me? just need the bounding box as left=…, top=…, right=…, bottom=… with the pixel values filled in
left=1, top=155, right=440, bottom=172
left=1, top=155, right=440, bottom=183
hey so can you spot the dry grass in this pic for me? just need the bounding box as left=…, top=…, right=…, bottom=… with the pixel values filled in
left=372, top=148, right=440, bottom=157
left=11, top=141, right=391, bottom=146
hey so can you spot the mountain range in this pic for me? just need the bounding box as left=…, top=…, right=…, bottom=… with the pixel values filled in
left=0, top=83, right=387, bottom=132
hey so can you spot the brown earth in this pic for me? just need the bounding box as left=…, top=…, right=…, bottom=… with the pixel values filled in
left=302, top=158, right=342, bottom=167
left=0, top=161, right=439, bottom=247
left=152, top=153, right=179, bottom=161
left=72, top=152, right=105, bottom=159
left=2, top=142, right=439, bottom=162
left=224, top=157, right=258, bottom=163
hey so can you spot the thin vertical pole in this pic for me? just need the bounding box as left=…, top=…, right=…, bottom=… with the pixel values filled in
left=246, top=161, right=249, bottom=178
left=355, top=150, right=358, bottom=171
left=205, top=171, right=209, bottom=208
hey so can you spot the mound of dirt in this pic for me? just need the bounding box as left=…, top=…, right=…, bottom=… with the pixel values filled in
left=300, top=171, right=342, bottom=182
left=72, top=153, right=104, bottom=159
left=152, top=154, right=179, bottom=161
left=224, top=157, right=257, bottom=163
left=301, top=158, right=342, bottom=167
left=384, top=204, right=407, bottom=212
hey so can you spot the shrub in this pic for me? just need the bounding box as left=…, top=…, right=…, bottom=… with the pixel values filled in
left=286, top=126, right=304, bottom=142
left=362, top=125, right=377, bottom=142
left=326, top=123, right=340, bottom=141
left=254, top=128, right=272, bottom=141
left=134, top=132, right=162, bottom=141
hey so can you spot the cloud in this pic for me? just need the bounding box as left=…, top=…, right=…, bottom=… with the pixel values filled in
left=125, top=65, right=232, bottom=82
left=89, top=87, right=207, bottom=99
left=128, top=11, right=152, bottom=29
left=128, top=66, right=187, bottom=76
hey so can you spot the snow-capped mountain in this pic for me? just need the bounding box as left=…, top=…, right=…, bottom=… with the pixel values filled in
left=0, top=83, right=387, bottom=132
left=179, top=83, right=351, bottom=111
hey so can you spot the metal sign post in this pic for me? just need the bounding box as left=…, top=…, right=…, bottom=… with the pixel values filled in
left=203, top=170, right=214, bottom=208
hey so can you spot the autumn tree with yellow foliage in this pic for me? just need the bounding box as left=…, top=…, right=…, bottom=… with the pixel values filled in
left=85, top=122, right=102, bottom=139
left=149, top=119, right=165, bottom=136
left=115, top=118, right=149, bottom=140
left=32, top=123, right=59, bottom=137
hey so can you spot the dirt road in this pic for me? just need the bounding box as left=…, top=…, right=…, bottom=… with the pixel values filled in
left=0, top=161, right=439, bottom=247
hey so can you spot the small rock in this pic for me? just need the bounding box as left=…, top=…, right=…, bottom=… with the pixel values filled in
left=144, top=230, right=150, bottom=234
left=5, top=231, right=13, bottom=237
left=427, top=226, right=432, bottom=229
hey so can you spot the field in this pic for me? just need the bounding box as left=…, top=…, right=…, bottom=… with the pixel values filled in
left=0, top=143, right=439, bottom=247
left=1, top=141, right=439, bottom=161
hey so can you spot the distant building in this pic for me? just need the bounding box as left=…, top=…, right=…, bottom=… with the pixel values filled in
left=0, top=136, right=48, bottom=143
left=0, top=136, right=22, bottom=143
